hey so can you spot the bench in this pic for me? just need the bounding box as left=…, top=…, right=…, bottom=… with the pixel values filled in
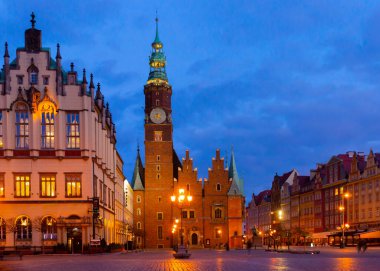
left=0, top=251, right=23, bottom=260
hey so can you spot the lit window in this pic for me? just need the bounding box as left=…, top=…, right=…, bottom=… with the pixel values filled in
left=40, top=175, right=56, bottom=197
left=154, top=131, right=162, bottom=142
left=158, top=226, right=163, bottom=240
left=137, top=208, right=141, bottom=216
left=41, top=216, right=57, bottom=240
left=66, top=112, right=80, bottom=149
left=15, top=104, right=29, bottom=149
left=65, top=174, right=81, bottom=197
left=0, top=111, right=3, bottom=148
left=16, top=216, right=32, bottom=240
left=215, top=228, right=222, bottom=239
left=15, top=174, right=31, bottom=197
left=0, top=217, right=5, bottom=240
left=41, top=111, right=55, bottom=148
left=0, top=174, right=4, bottom=197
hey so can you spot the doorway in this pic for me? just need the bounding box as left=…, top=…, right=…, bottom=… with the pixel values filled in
left=191, top=233, right=198, bottom=245
left=67, top=227, right=82, bottom=253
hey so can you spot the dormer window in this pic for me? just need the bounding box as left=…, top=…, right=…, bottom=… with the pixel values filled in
left=30, top=72, right=38, bottom=84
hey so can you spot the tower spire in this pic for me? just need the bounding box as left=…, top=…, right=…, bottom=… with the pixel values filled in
left=147, top=14, right=168, bottom=85
left=30, top=12, right=36, bottom=29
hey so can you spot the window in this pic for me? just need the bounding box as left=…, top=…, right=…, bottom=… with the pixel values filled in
left=43, top=76, right=49, bottom=85
left=41, top=216, right=57, bottom=240
left=99, top=182, right=103, bottom=202
left=16, top=216, right=32, bottom=240
left=15, top=104, right=29, bottom=148
left=108, top=188, right=111, bottom=207
left=215, top=208, right=222, bottom=219
left=15, top=174, right=31, bottom=197
left=137, top=208, right=141, bottom=216
left=157, top=212, right=163, bottom=220
left=0, top=218, right=5, bottom=240
left=157, top=173, right=160, bottom=180
left=215, top=228, right=222, bottom=239
left=111, top=191, right=115, bottom=210
left=182, top=210, right=187, bottom=219
left=158, top=196, right=162, bottom=203
left=17, top=75, right=23, bottom=84
left=156, top=165, right=160, bottom=171
left=30, top=72, right=38, bottom=84
left=40, top=175, right=56, bottom=197
left=335, top=188, right=339, bottom=196
left=158, top=226, right=163, bottom=240
left=65, top=174, right=81, bottom=197
left=0, top=174, right=4, bottom=197
left=66, top=112, right=80, bottom=149
left=41, top=111, right=55, bottom=148
left=154, top=131, right=162, bottom=142
left=103, top=184, right=107, bottom=206
left=157, top=155, right=160, bottom=161
left=137, top=222, right=141, bottom=230
left=187, top=184, right=190, bottom=191
left=137, top=195, right=141, bottom=203
left=189, top=210, right=195, bottom=219
left=0, top=111, right=3, bottom=148
left=216, top=183, right=221, bottom=191
left=156, top=99, right=160, bottom=106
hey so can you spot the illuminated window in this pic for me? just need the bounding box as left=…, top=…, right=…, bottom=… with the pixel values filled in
left=66, top=112, right=80, bottom=149
left=41, top=111, right=55, bottom=148
left=335, top=188, right=339, bottom=196
left=215, top=208, right=222, bottom=219
left=0, top=217, right=5, bottom=240
left=156, top=99, right=160, bottom=106
left=157, top=212, right=163, bottom=220
left=41, top=216, right=57, bottom=240
left=40, top=175, right=56, bottom=197
left=137, top=208, right=141, bottom=216
left=0, top=174, right=4, bottom=197
left=158, top=226, right=163, bottom=240
left=16, top=216, right=32, bottom=240
left=14, top=174, right=31, bottom=197
left=154, top=131, right=162, bottom=142
left=0, top=111, right=3, bottom=148
left=15, top=103, right=29, bottom=149
left=65, top=174, right=81, bottom=197
left=215, top=228, right=222, bottom=239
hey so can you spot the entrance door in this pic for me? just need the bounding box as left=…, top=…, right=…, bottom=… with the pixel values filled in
left=67, top=227, right=82, bottom=253
left=191, top=233, right=198, bottom=245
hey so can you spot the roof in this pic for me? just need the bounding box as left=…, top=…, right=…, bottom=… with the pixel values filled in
left=254, top=190, right=271, bottom=205
left=228, top=150, right=244, bottom=196
left=173, top=149, right=182, bottom=180
left=131, top=149, right=145, bottom=190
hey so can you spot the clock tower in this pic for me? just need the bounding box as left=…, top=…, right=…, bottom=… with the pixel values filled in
left=142, top=17, right=176, bottom=248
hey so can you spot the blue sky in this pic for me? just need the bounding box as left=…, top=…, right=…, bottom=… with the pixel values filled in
left=2, top=1, right=380, bottom=199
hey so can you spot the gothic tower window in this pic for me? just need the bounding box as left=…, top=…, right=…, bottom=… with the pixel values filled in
left=15, top=103, right=29, bottom=149
left=66, top=112, right=80, bottom=149
left=216, top=183, right=221, bottom=191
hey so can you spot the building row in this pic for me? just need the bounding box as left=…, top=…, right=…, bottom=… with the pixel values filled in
left=246, top=150, right=380, bottom=246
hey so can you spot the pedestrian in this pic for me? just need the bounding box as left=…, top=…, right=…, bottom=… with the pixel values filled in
left=362, top=239, right=367, bottom=253
left=225, top=242, right=229, bottom=251
left=357, top=239, right=362, bottom=253
left=246, top=239, right=252, bottom=254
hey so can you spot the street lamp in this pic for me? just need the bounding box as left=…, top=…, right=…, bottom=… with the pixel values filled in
left=339, top=193, right=350, bottom=248
left=171, top=188, right=192, bottom=247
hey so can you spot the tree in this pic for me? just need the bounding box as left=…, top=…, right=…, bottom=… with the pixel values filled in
left=5, top=218, right=17, bottom=248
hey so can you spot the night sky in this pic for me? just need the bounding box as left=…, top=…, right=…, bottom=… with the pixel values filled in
left=2, top=1, right=380, bottom=200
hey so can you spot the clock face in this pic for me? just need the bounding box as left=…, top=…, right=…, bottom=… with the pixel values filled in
left=150, top=108, right=166, bottom=124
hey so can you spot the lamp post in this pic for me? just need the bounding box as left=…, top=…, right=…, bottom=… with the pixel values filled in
left=339, top=192, right=350, bottom=248
left=171, top=188, right=192, bottom=247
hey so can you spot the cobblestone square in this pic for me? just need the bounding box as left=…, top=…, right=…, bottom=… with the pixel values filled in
left=1, top=247, right=380, bottom=271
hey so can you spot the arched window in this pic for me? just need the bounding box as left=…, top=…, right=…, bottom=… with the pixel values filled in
left=216, top=183, right=221, bottom=191
left=0, top=217, right=6, bottom=240
left=41, top=216, right=57, bottom=240
left=41, top=107, right=55, bottom=149
left=16, top=216, right=32, bottom=240
left=137, top=222, right=141, bottom=230
left=136, top=195, right=141, bottom=203
left=15, top=103, right=29, bottom=149
left=215, top=208, right=222, bottom=219
left=137, top=208, right=141, bottom=216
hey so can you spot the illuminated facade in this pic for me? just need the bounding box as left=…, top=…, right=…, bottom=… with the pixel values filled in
left=131, top=18, right=245, bottom=249
left=0, top=14, right=122, bottom=252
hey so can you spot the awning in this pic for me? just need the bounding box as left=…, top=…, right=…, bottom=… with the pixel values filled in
left=359, top=231, right=380, bottom=239
left=312, top=232, right=330, bottom=239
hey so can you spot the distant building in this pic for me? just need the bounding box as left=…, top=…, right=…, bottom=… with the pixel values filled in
left=0, top=14, right=121, bottom=252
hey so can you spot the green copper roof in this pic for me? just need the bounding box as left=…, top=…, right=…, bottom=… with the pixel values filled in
left=228, top=149, right=244, bottom=196
left=131, top=148, right=145, bottom=191
left=153, top=17, right=161, bottom=45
